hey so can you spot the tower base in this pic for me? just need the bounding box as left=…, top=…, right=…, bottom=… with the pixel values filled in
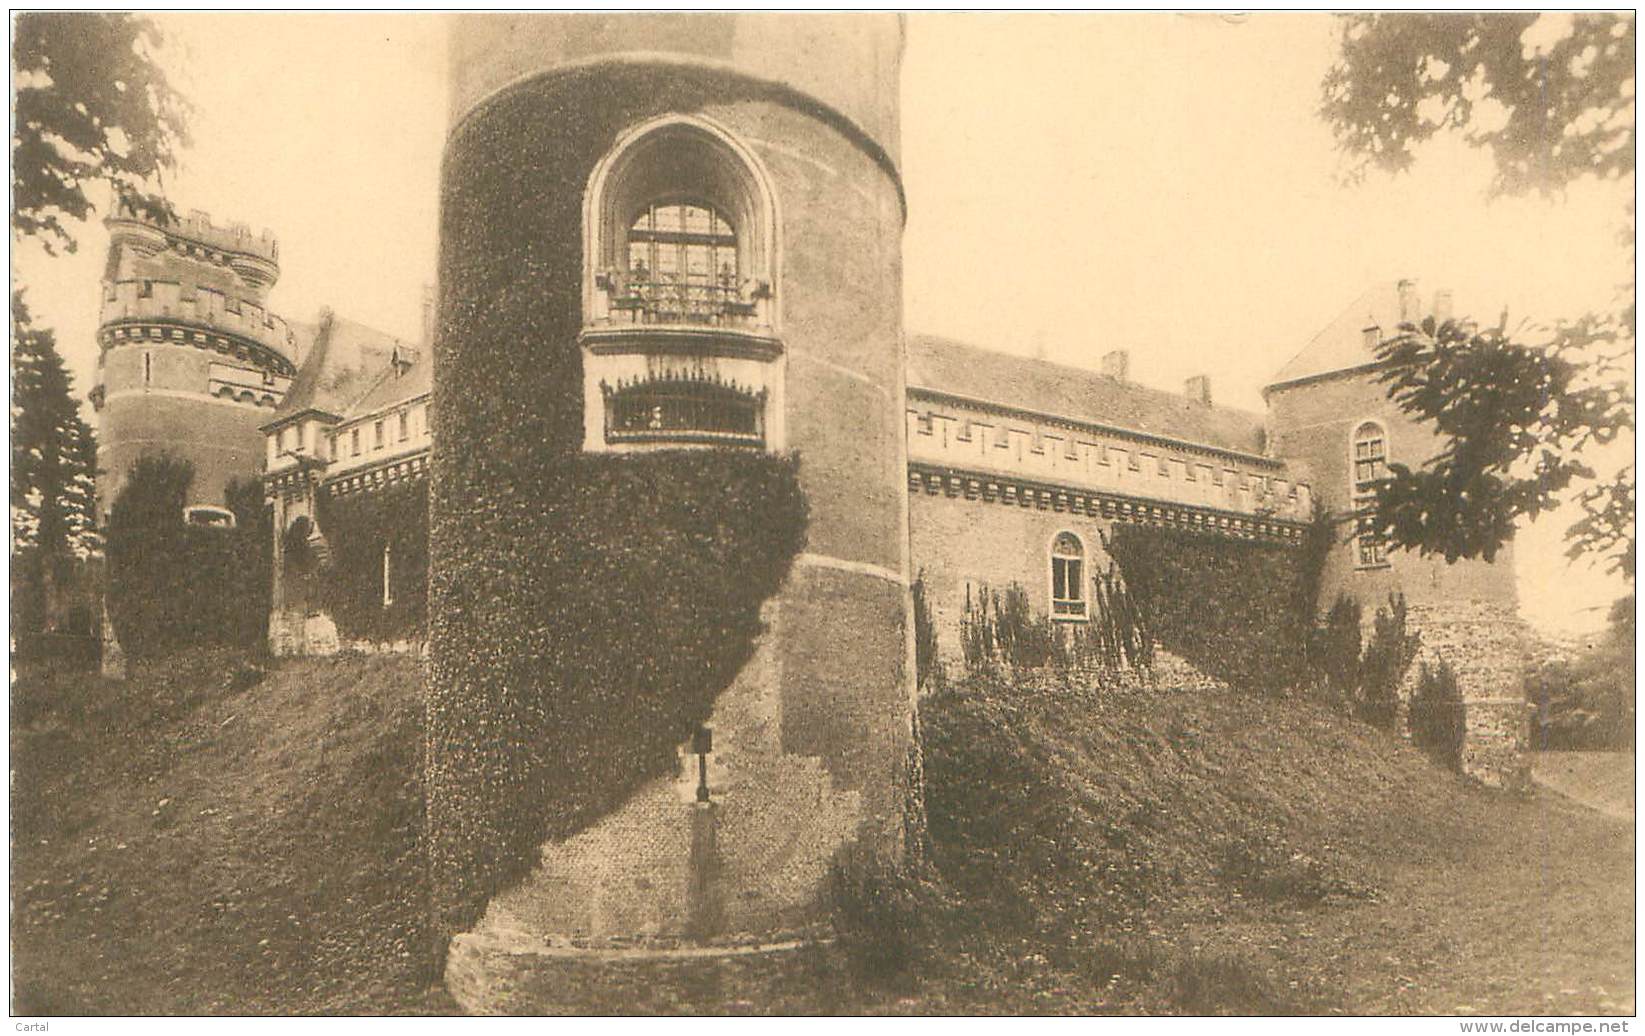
left=444, top=928, right=830, bottom=1015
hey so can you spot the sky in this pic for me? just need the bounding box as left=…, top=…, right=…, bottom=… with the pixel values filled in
left=12, top=12, right=1634, bottom=634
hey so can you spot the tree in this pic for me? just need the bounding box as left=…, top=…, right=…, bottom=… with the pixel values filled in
left=1368, top=315, right=1634, bottom=579
left=1322, top=13, right=1636, bottom=580
left=12, top=11, right=190, bottom=254
left=105, top=454, right=194, bottom=659
left=11, top=293, right=100, bottom=632
left=1322, top=13, right=1634, bottom=196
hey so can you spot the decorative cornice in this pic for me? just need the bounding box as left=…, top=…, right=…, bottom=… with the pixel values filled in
left=906, top=385, right=1284, bottom=470
left=582, top=325, right=783, bottom=362
left=907, top=461, right=1309, bottom=545
left=323, top=451, right=430, bottom=498
left=100, top=318, right=298, bottom=377
left=98, top=386, right=281, bottom=412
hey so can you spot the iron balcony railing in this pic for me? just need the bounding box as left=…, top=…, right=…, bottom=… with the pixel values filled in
left=602, top=374, right=765, bottom=446
left=597, top=271, right=768, bottom=328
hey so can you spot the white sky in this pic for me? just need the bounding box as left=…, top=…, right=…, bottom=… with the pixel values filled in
left=11, top=12, right=1634, bottom=634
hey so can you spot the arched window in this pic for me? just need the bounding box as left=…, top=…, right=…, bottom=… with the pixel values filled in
left=586, top=117, right=776, bottom=330
left=1351, top=421, right=1389, bottom=568
left=612, top=201, right=751, bottom=325
left=1050, top=531, right=1087, bottom=619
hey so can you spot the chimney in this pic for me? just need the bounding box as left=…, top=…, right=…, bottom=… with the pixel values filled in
left=1397, top=278, right=1419, bottom=324
left=1185, top=374, right=1212, bottom=406
left=421, top=283, right=437, bottom=348
left=1433, top=289, right=1454, bottom=323
left=1100, top=349, right=1129, bottom=382
left=1362, top=324, right=1382, bottom=350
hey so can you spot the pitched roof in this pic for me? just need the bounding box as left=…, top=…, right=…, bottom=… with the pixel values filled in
left=269, top=310, right=410, bottom=424
left=1266, top=281, right=1405, bottom=391
left=343, top=347, right=430, bottom=418
left=906, top=334, right=1269, bottom=457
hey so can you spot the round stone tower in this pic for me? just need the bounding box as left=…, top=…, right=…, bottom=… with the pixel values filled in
left=435, top=14, right=913, bottom=1010
left=92, top=199, right=300, bottom=523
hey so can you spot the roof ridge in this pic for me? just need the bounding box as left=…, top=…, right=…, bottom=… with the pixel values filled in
left=907, top=333, right=1266, bottom=423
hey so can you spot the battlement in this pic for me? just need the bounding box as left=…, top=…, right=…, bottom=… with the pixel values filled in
left=906, top=402, right=1314, bottom=524
left=99, top=279, right=299, bottom=364
left=107, top=198, right=280, bottom=266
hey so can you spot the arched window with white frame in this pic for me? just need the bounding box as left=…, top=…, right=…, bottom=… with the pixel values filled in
left=579, top=115, right=784, bottom=454
left=1050, top=531, right=1088, bottom=620
left=1351, top=420, right=1390, bottom=568
left=585, top=116, right=777, bottom=331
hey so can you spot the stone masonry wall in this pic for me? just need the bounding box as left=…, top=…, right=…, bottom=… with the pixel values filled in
left=1399, top=599, right=1532, bottom=791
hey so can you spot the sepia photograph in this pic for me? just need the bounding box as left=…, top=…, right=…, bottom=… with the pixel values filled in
left=8, top=10, right=1637, bottom=1020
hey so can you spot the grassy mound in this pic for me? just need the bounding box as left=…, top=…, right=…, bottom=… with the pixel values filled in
left=833, top=665, right=1622, bottom=1015
left=11, top=649, right=443, bottom=1015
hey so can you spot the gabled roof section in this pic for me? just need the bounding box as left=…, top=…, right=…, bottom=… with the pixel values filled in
left=342, top=348, right=431, bottom=420
left=906, top=334, right=1269, bottom=458
left=269, top=310, right=410, bottom=425
left=1265, top=281, right=1403, bottom=392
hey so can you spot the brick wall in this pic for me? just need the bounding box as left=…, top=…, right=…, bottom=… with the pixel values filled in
left=1266, top=370, right=1518, bottom=616
left=909, top=484, right=1119, bottom=667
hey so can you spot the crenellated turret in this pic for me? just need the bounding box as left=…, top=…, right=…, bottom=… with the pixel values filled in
left=93, top=200, right=300, bottom=528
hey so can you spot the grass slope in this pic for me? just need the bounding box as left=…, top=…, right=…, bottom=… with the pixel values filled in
left=876, top=671, right=1634, bottom=1014
left=10, top=653, right=1632, bottom=1015
left=11, top=649, right=443, bottom=1015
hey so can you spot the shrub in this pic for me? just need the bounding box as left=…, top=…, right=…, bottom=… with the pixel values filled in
left=1311, top=594, right=1362, bottom=696
left=105, top=455, right=268, bottom=659
left=1526, top=601, right=1636, bottom=751
left=958, top=578, right=1150, bottom=678
left=827, top=853, right=927, bottom=990
left=1358, top=594, right=1419, bottom=729
left=911, top=569, right=944, bottom=693
left=1409, top=658, right=1465, bottom=770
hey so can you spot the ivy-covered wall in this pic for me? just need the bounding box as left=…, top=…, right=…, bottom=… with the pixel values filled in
left=431, top=59, right=909, bottom=950
left=314, top=480, right=429, bottom=644
left=105, top=456, right=270, bottom=661
left=1106, top=521, right=1327, bottom=693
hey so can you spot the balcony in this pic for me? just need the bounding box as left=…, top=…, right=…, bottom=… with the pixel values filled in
left=593, top=270, right=771, bottom=332
left=601, top=372, right=766, bottom=448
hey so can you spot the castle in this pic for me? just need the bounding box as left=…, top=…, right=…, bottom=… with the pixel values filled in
left=90, top=13, right=1528, bottom=1012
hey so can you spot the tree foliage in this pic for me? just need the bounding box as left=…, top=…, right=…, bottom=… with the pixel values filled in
left=1527, top=593, right=1636, bottom=751
left=1322, top=14, right=1636, bottom=582
left=11, top=292, right=98, bottom=561
left=1368, top=315, right=1634, bottom=578
left=12, top=12, right=190, bottom=253
left=1322, top=13, right=1634, bottom=196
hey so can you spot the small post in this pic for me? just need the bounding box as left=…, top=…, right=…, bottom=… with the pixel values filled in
left=692, top=726, right=713, bottom=802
